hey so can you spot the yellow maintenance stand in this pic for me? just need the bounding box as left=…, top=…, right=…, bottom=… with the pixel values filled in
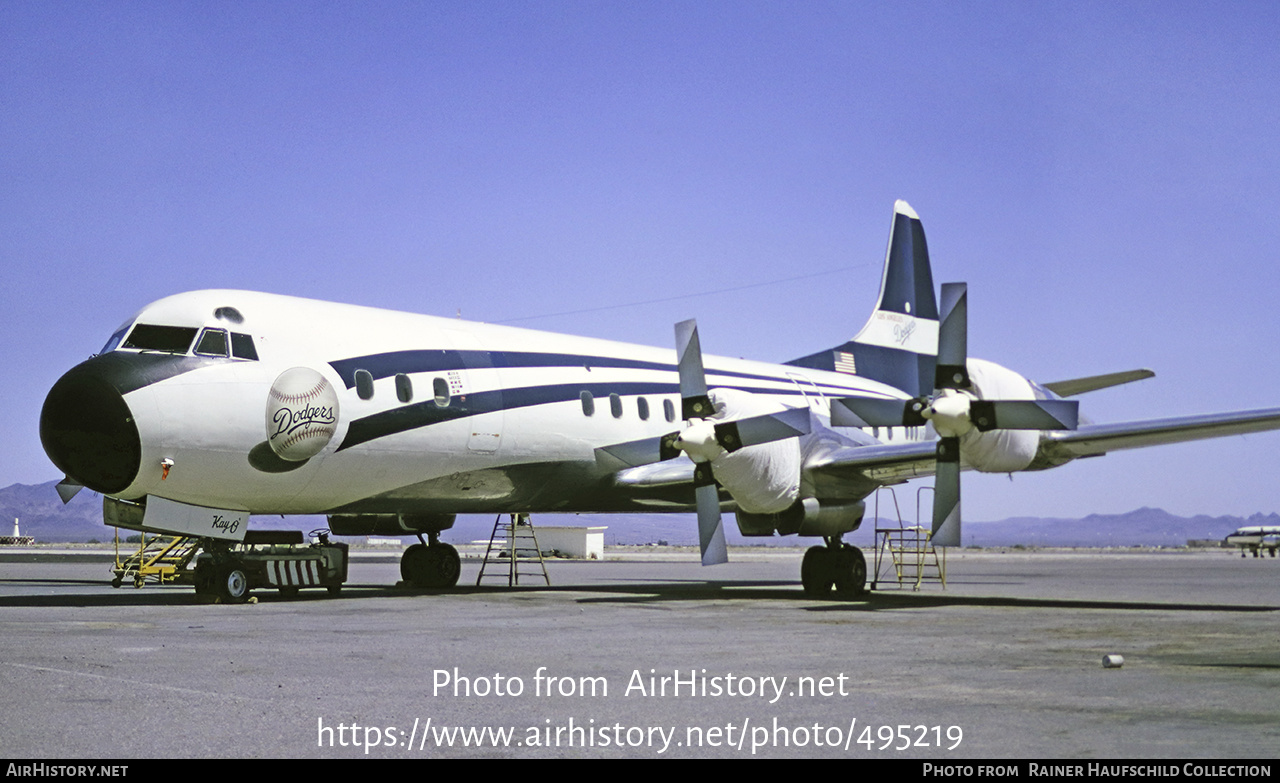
left=869, top=487, right=946, bottom=591
left=112, top=530, right=199, bottom=588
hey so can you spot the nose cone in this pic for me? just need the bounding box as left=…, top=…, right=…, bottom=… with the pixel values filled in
left=40, top=357, right=142, bottom=495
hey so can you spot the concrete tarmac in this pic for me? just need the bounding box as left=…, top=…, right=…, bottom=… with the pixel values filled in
left=1, top=547, right=1277, bottom=759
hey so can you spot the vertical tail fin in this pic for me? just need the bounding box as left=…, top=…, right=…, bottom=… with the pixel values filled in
left=787, top=200, right=939, bottom=397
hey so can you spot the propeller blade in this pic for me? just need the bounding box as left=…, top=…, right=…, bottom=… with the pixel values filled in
left=55, top=477, right=83, bottom=504
left=695, top=480, right=728, bottom=566
left=675, top=319, right=713, bottom=419
left=970, top=399, right=1080, bottom=432
left=935, top=282, right=969, bottom=390
left=931, top=437, right=962, bottom=547
left=714, top=406, right=811, bottom=452
left=677, top=320, right=727, bottom=565
left=830, top=397, right=928, bottom=428
left=594, top=431, right=681, bottom=469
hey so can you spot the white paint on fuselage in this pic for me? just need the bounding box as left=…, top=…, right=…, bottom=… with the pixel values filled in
left=111, top=289, right=912, bottom=514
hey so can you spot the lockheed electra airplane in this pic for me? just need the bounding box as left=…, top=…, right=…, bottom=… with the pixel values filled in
left=39, top=201, right=1280, bottom=601
left=1224, top=526, right=1280, bottom=558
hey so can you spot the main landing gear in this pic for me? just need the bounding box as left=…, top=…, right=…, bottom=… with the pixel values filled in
left=400, top=531, right=461, bottom=589
left=801, top=538, right=867, bottom=598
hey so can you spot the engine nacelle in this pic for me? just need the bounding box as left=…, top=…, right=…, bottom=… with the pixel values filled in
left=735, top=498, right=866, bottom=538
left=960, top=359, right=1040, bottom=473
left=327, top=513, right=456, bottom=537
left=705, top=388, right=802, bottom=514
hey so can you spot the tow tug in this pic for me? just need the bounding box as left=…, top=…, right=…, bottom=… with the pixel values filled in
left=193, top=528, right=349, bottom=603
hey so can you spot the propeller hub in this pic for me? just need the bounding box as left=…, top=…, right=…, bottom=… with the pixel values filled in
left=674, top=419, right=722, bottom=463
left=925, top=390, right=974, bottom=439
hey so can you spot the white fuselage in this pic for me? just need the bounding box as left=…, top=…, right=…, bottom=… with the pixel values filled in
left=99, top=290, right=914, bottom=515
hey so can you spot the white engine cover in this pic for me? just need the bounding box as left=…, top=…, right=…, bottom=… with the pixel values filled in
left=705, top=388, right=802, bottom=514
left=960, top=359, right=1039, bottom=473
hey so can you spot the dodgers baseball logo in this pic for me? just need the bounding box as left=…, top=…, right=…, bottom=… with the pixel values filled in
left=265, top=367, right=340, bottom=461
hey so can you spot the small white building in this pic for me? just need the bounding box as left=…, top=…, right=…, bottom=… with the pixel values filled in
left=530, top=526, right=607, bottom=560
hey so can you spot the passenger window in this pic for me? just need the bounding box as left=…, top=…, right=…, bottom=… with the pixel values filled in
left=395, top=374, right=413, bottom=403
left=433, top=377, right=450, bottom=407
left=355, top=369, right=374, bottom=400
left=230, top=332, right=258, bottom=360
left=637, top=397, right=650, bottom=421
left=580, top=391, right=595, bottom=416
left=663, top=399, right=676, bottom=422
left=609, top=393, right=623, bottom=419
left=194, top=328, right=229, bottom=357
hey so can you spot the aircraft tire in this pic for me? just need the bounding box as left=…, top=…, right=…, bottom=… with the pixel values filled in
left=419, top=544, right=461, bottom=588
left=402, top=543, right=461, bottom=588
left=218, top=564, right=251, bottom=604
left=193, top=562, right=215, bottom=601
left=834, top=546, right=868, bottom=597
left=401, top=543, right=429, bottom=585
left=432, top=544, right=461, bottom=588
left=801, top=546, right=835, bottom=597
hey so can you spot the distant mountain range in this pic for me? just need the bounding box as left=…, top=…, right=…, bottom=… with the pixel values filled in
left=1, top=480, right=1269, bottom=548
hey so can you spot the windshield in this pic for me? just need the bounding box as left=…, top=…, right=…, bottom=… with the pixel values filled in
left=122, top=324, right=199, bottom=354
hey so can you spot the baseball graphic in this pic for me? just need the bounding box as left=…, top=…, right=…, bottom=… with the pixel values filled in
left=266, top=367, right=340, bottom=461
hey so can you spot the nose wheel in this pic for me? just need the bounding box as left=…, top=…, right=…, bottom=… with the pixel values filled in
left=801, top=541, right=867, bottom=598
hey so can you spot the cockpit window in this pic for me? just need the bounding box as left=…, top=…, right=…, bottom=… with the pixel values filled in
left=230, top=332, right=258, bottom=360
left=99, top=324, right=130, bottom=355
left=122, top=324, right=199, bottom=354
left=194, top=328, right=230, bottom=357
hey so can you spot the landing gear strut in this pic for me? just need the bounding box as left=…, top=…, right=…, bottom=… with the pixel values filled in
left=801, top=538, right=867, bottom=598
left=400, top=532, right=461, bottom=588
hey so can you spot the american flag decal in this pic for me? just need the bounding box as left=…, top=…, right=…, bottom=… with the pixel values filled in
left=833, top=351, right=857, bottom=374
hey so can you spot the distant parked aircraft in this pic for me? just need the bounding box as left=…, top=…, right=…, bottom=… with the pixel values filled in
left=1224, top=526, right=1280, bottom=558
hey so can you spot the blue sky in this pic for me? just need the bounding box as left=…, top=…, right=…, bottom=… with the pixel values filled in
left=4, top=1, right=1279, bottom=522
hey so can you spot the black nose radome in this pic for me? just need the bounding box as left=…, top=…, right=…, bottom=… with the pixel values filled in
left=40, top=358, right=142, bottom=495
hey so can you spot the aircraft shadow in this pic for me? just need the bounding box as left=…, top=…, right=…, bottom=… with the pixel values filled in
left=0, top=577, right=1274, bottom=614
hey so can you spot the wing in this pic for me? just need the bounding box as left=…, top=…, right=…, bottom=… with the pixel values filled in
left=805, top=408, right=1280, bottom=482
left=615, top=408, right=1280, bottom=492
left=803, top=441, right=940, bottom=484
left=1036, top=407, right=1280, bottom=460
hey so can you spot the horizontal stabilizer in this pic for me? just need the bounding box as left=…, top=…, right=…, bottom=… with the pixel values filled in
left=1042, top=369, right=1154, bottom=397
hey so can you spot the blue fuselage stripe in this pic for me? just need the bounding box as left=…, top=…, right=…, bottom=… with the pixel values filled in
left=329, top=349, right=860, bottom=394
left=329, top=349, right=895, bottom=451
